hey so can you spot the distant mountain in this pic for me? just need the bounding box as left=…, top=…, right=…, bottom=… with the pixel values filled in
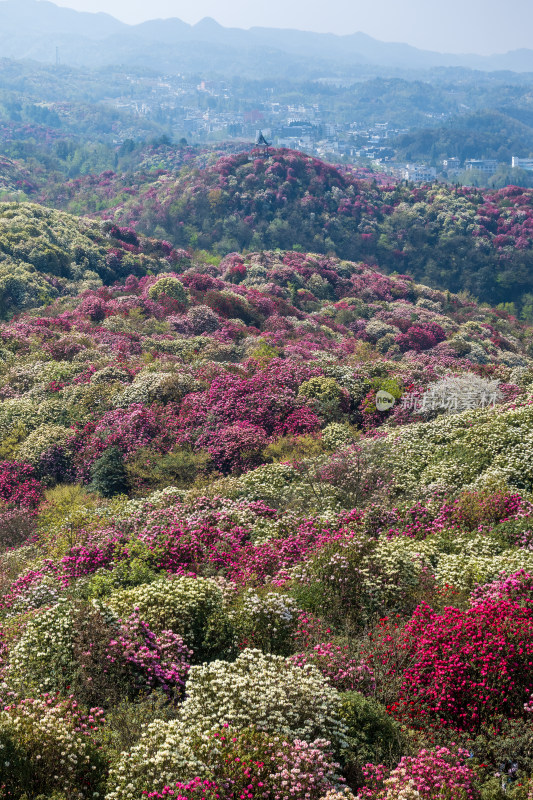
left=2, top=0, right=533, bottom=75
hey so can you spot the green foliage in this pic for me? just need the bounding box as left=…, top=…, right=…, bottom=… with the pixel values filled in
left=148, top=276, right=189, bottom=305
left=263, top=434, right=325, bottom=464
left=90, top=446, right=130, bottom=498
left=126, top=446, right=211, bottom=492
left=298, top=376, right=347, bottom=422
left=339, top=691, right=404, bottom=786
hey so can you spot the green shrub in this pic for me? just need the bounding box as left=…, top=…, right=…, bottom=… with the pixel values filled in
left=90, top=446, right=130, bottom=498
left=298, top=376, right=348, bottom=423
left=148, top=276, right=189, bottom=305
left=338, top=691, right=404, bottom=787
left=126, top=446, right=211, bottom=492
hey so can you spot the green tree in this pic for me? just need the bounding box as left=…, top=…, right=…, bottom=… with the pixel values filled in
left=90, top=447, right=130, bottom=498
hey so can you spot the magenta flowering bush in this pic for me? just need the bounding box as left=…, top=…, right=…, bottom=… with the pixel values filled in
left=0, top=461, right=43, bottom=510
left=393, top=599, right=533, bottom=732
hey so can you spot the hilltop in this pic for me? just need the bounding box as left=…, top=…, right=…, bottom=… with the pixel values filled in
left=37, top=148, right=533, bottom=314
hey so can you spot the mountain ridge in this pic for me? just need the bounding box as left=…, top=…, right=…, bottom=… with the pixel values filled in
left=2, top=0, right=533, bottom=73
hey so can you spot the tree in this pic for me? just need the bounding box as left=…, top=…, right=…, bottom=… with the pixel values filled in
left=90, top=447, right=130, bottom=498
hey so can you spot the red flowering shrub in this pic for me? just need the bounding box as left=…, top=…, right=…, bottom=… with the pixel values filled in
left=395, top=323, right=447, bottom=353
left=394, top=600, right=533, bottom=732
left=198, top=422, right=268, bottom=474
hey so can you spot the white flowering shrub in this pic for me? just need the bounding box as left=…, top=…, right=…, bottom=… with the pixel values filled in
left=365, top=319, right=396, bottom=342
left=415, top=374, right=503, bottom=417
left=105, top=718, right=202, bottom=800
left=113, top=370, right=200, bottom=406
left=322, top=422, right=357, bottom=450
left=91, top=365, right=131, bottom=384
left=386, top=400, right=533, bottom=496
left=0, top=696, right=106, bottom=799
left=17, top=423, right=73, bottom=463
left=107, top=650, right=346, bottom=800
left=179, top=648, right=347, bottom=745
left=295, top=535, right=434, bottom=629
left=224, top=462, right=301, bottom=506
left=0, top=397, right=63, bottom=443
left=112, top=371, right=172, bottom=406
left=233, top=590, right=300, bottom=654
left=7, top=600, right=75, bottom=693
left=106, top=576, right=233, bottom=660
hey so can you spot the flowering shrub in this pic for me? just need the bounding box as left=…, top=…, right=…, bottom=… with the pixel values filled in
left=140, top=727, right=343, bottom=800
left=179, top=648, right=347, bottom=745
left=395, top=323, right=447, bottom=353
left=234, top=589, right=299, bottom=654
left=109, top=714, right=345, bottom=800
left=198, top=421, right=268, bottom=474
left=357, top=747, right=478, bottom=800
left=0, top=460, right=43, bottom=509
left=106, top=576, right=233, bottom=660
left=6, top=600, right=191, bottom=702
left=2, top=195, right=533, bottom=797
left=291, top=643, right=375, bottom=693
left=0, top=695, right=106, bottom=799
left=394, top=600, right=533, bottom=732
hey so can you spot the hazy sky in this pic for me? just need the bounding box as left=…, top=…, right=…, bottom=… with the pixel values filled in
left=48, top=0, right=533, bottom=55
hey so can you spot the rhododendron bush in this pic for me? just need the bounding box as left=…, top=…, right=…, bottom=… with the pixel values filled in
left=1, top=224, right=533, bottom=800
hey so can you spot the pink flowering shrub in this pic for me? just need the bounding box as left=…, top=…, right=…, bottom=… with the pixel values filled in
left=143, top=778, right=219, bottom=800
left=104, top=611, right=192, bottom=696
left=175, top=359, right=321, bottom=471
left=357, top=747, right=478, bottom=800
left=291, top=642, right=376, bottom=694
left=0, top=461, right=43, bottom=510
left=143, top=726, right=344, bottom=800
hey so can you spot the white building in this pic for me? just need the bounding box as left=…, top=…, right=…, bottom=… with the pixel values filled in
left=464, top=159, right=498, bottom=175
left=512, top=157, right=533, bottom=171
left=402, top=164, right=437, bottom=182
left=442, top=157, right=462, bottom=173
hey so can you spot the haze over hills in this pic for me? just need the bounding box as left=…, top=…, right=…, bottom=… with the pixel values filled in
left=3, top=0, right=533, bottom=75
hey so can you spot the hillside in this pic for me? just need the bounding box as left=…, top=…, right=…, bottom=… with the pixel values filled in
left=2, top=208, right=533, bottom=797
left=38, top=149, right=533, bottom=314
left=0, top=201, right=192, bottom=318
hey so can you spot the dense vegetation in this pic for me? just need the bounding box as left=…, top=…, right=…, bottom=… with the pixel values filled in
left=2, top=205, right=533, bottom=798
left=30, top=149, right=533, bottom=315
